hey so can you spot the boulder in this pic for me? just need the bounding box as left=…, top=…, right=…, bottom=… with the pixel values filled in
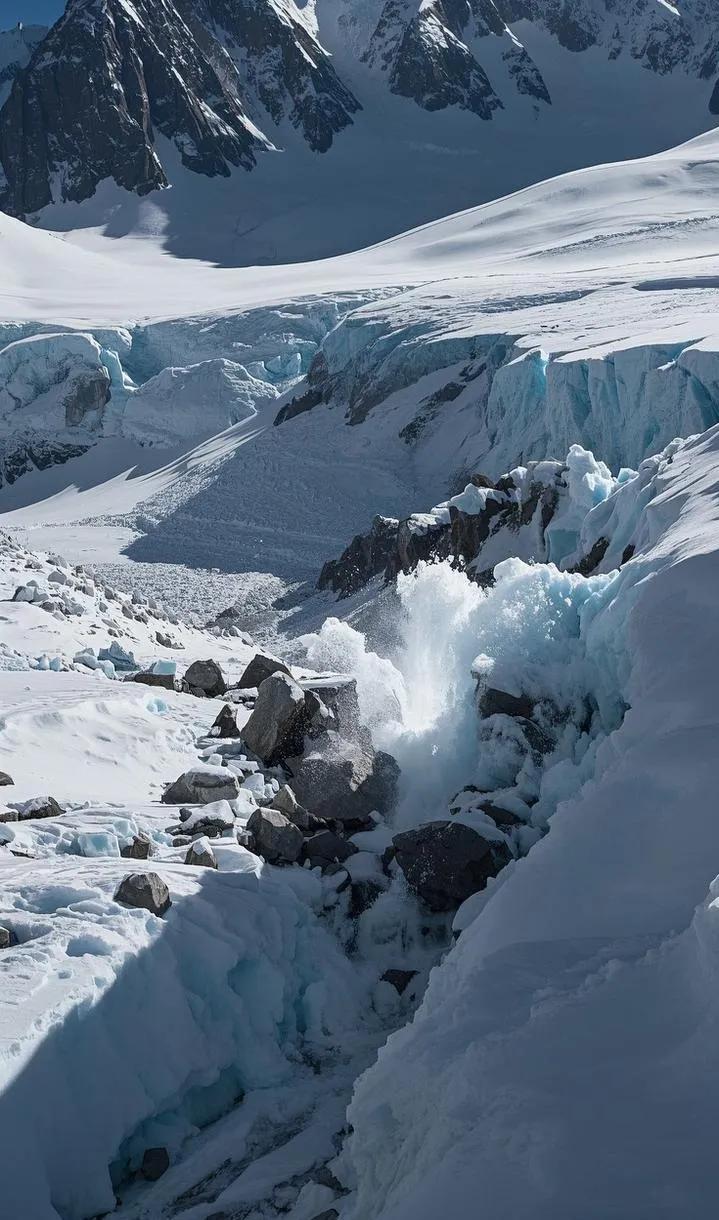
left=290, top=733, right=397, bottom=826
left=162, top=765, right=240, bottom=805
left=479, top=686, right=535, bottom=720
left=242, top=673, right=309, bottom=765
left=0, top=926, right=17, bottom=949
left=180, top=800, right=236, bottom=834
left=114, top=872, right=171, bottom=917
left=14, top=796, right=64, bottom=821
left=0, top=772, right=13, bottom=786
left=237, top=652, right=291, bottom=689
left=476, top=800, right=522, bottom=829
left=246, top=808, right=303, bottom=864
left=184, top=837, right=218, bottom=868
left=141, top=1147, right=170, bottom=1181
left=381, top=968, right=418, bottom=995
left=121, top=834, right=152, bottom=860
left=273, top=783, right=325, bottom=831
left=303, top=829, right=358, bottom=868
left=392, top=821, right=512, bottom=912
left=211, top=704, right=241, bottom=738
left=131, top=670, right=177, bottom=691
left=182, top=659, right=226, bottom=698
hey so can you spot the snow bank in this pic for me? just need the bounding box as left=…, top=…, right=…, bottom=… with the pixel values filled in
left=0, top=856, right=365, bottom=1220
left=341, top=422, right=719, bottom=1219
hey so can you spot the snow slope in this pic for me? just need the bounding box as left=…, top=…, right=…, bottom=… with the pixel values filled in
left=339, top=423, right=719, bottom=1220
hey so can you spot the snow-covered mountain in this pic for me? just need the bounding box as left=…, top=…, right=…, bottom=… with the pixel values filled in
left=1, top=0, right=718, bottom=260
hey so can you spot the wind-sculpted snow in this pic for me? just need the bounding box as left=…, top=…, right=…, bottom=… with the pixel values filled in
left=336, top=423, right=719, bottom=1219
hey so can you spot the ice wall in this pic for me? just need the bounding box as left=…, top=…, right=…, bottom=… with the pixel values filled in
left=280, top=300, right=719, bottom=484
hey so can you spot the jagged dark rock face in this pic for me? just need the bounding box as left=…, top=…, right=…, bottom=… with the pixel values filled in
left=201, top=0, right=360, bottom=153
left=365, top=0, right=550, bottom=115
left=0, top=0, right=359, bottom=217
left=0, top=0, right=264, bottom=216
left=318, top=464, right=563, bottom=597
left=386, top=6, right=504, bottom=118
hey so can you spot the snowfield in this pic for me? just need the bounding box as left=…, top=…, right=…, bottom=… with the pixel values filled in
left=3, top=119, right=719, bottom=1219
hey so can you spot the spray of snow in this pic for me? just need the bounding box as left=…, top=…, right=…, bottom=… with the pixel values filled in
left=301, top=554, right=623, bottom=832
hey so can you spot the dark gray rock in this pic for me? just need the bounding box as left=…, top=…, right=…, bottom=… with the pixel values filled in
left=572, top=535, right=609, bottom=576
left=358, top=749, right=400, bottom=815
left=393, top=820, right=511, bottom=911
left=349, top=879, right=385, bottom=917
left=131, top=670, right=177, bottom=691
left=211, top=703, right=241, bottom=738
left=301, top=676, right=366, bottom=745
left=309, top=1210, right=339, bottom=1220
left=479, top=686, right=535, bottom=720
left=121, top=834, right=152, bottom=860
left=0, top=772, right=14, bottom=786
left=185, top=838, right=218, bottom=868
left=242, top=673, right=309, bottom=765
left=318, top=515, right=399, bottom=598
left=182, top=659, right=226, bottom=698
left=238, top=653, right=292, bottom=689
left=162, top=767, right=240, bottom=805
left=273, top=783, right=325, bottom=831
left=291, top=734, right=399, bottom=825
left=246, top=807, right=303, bottom=864
left=0, top=926, right=17, bottom=949
left=477, top=800, right=522, bottom=829
left=303, top=829, right=358, bottom=867
left=114, top=872, right=171, bottom=917
left=381, top=968, right=418, bottom=995
left=141, top=1147, right=170, bottom=1181
left=16, top=796, right=64, bottom=821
